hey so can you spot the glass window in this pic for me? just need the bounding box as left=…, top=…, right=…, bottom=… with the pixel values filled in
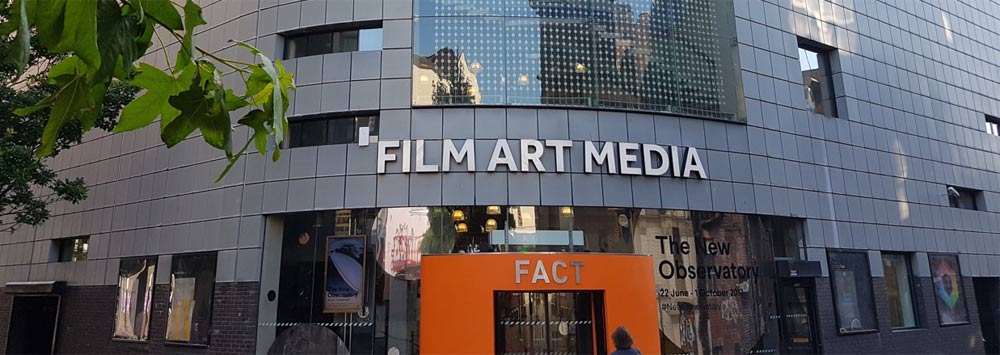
left=328, top=117, right=356, bottom=145
left=412, top=0, right=743, bottom=120
left=166, top=253, right=218, bottom=345
left=947, top=186, right=981, bottom=210
left=986, top=115, right=1000, bottom=136
left=114, top=257, right=156, bottom=341
left=882, top=253, right=918, bottom=329
left=283, top=27, right=381, bottom=59
left=929, top=254, right=969, bottom=325
left=288, top=113, right=379, bottom=148
left=798, top=45, right=838, bottom=117
left=55, top=236, right=89, bottom=262
left=299, top=119, right=328, bottom=147
left=358, top=28, right=383, bottom=51
left=828, top=251, right=877, bottom=333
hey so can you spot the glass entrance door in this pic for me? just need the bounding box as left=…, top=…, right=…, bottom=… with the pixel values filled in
left=494, top=291, right=607, bottom=355
left=777, top=280, right=819, bottom=354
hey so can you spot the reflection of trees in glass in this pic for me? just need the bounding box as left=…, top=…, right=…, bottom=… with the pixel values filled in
left=420, top=207, right=457, bottom=254
left=414, top=48, right=478, bottom=105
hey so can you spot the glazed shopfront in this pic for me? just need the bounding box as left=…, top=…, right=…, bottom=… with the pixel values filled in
left=254, top=204, right=810, bottom=354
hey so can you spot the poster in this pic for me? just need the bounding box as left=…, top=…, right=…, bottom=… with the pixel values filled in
left=166, top=277, right=196, bottom=341
left=930, top=254, right=969, bottom=324
left=324, top=235, right=367, bottom=313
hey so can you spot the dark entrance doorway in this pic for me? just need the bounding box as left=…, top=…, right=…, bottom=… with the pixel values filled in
left=974, top=278, right=1000, bottom=355
left=776, top=279, right=820, bottom=355
left=494, top=291, right=607, bottom=355
left=6, top=295, right=60, bottom=355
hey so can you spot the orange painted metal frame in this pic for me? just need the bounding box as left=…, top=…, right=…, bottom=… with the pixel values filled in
left=420, top=253, right=660, bottom=354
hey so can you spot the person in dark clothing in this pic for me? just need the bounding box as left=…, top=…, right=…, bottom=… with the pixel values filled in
left=611, top=326, right=641, bottom=355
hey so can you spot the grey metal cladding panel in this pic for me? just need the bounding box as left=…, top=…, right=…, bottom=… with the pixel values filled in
left=381, top=49, right=412, bottom=79
left=353, top=0, right=383, bottom=21
left=321, top=82, right=351, bottom=112
left=323, top=53, right=352, bottom=82
left=351, top=51, right=382, bottom=80
left=442, top=173, right=475, bottom=205
left=344, top=175, right=377, bottom=208
left=597, top=111, right=627, bottom=142
left=287, top=179, right=317, bottom=212
left=262, top=181, right=290, bottom=214
left=475, top=109, right=506, bottom=139
left=383, top=0, right=413, bottom=19
left=507, top=173, right=540, bottom=206
left=539, top=173, right=572, bottom=206
left=380, top=79, right=411, bottom=109
left=626, top=113, right=655, bottom=144
left=382, top=20, right=412, bottom=49
left=376, top=174, right=409, bottom=207
left=289, top=146, right=319, bottom=179
left=537, top=110, right=569, bottom=140
left=571, top=173, right=603, bottom=207
left=409, top=173, right=443, bottom=205
left=350, top=80, right=380, bottom=110
left=443, top=109, right=475, bottom=139
left=297, top=55, right=323, bottom=86
left=379, top=109, right=412, bottom=140
left=568, top=110, right=599, bottom=141
left=315, top=176, right=347, bottom=209
left=601, top=174, right=632, bottom=207
left=317, top=144, right=348, bottom=176
left=411, top=109, right=443, bottom=139
left=276, top=2, right=301, bottom=33
left=300, top=0, right=327, bottom=28
left=506, top=109, right=538, bottom=139
left=295, top=84, right=322, bottom=115
left=475, top=172, right=507, bottom=205
left=631, top=176, right=660, bottom=208
left=685, top=179, right=712, bottom=211
left=653, top=115, right=681, bottom=145
left=327, top=0, right=353, bottom=24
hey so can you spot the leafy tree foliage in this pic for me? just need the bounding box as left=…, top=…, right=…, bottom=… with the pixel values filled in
left=0, top=4, right=138, bottom=231
left=1, top=0, right=295, bottom=179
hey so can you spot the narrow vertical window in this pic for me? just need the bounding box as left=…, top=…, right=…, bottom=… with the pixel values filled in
left=798, top=42, right=838, bottom=117
left=114, top=257, right=157, bottom=341
left=986, top=115, right=999, bottom=136
left=828, top=251, right=878, bottom=333
left=166, top=253, right=218, bottom=345
left=882, top=253, right=918, bottom=329
left=929, top=254, right=969, bottom=325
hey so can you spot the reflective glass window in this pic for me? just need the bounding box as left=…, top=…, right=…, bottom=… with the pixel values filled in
left=283, top=27, right=382, bottom=60
left=929, top=254, right=969, bottom=325
left=798, top=44, right=838, bottom=117
left=166, top=253, right=218, bottom=345
left=412, top=0, right=743, bottom=120
left=358, top=28, right=384, bottom=51
left=882, top=253, right=918, bottom=329
left=828, top=251, right=878, bottom=333
left=114, top=257, right=157, bottom=341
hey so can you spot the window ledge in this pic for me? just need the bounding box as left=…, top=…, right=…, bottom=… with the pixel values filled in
left=836, top=329, right=878, bottom=336
left=165, top=341, right=209, bottom=348
left=110, top=338, right=149, bottom=344
left=891, top=327, right=925, bottom=333
left=940, top=321, right=971, bottom=328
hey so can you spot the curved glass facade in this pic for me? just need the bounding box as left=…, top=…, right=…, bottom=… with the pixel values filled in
left=412, top=0, right=743, bottom=120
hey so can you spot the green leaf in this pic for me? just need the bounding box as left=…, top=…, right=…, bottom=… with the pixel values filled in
left=232, top=41, right=288, bottom=146
left=115, top=63, right=188, bottom=133
left=174, top=0, right=206, bottom=73
left=36, top=73, right=97, bottom=157
left=164, top=67, right=232, bottom=152
left=94, top=0, right=146, bottom=82
left=237, top=109, right=270, bottom=156
left=53, top=0, right=100, bottom=71
left=134, top=0, right=182, bottom=30
left=28, top=0, right=68, bottom=49
left=224, top=89, right=250, bottom=110
left=10, top=0, right=31, bottom=75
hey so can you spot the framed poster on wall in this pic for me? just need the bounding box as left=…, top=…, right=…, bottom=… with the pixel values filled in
left=324, top=235, right=367, bottom=313
left=929, top=254, right=969, bottom=325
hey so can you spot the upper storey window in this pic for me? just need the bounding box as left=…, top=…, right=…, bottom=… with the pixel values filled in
left=412, top=0, right=743, bottom=121
left=283, top=27, right=383, bottom=60
left=985, top=115, right=999, bottom=136
left=797, top=43, right=838, bottom=117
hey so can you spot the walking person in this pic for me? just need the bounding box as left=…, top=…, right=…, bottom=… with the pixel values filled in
left=611, top=326, right=641, bottom=355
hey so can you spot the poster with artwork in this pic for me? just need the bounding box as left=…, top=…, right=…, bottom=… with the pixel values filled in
left=930, top=254, right=969, bottom=325
left=166, top=277, right=196, bottom=341
left=324, top=235, right=367, bottom=313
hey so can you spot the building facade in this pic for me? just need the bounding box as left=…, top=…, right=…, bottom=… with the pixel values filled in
left=3, top=0, right=1000, bottom=354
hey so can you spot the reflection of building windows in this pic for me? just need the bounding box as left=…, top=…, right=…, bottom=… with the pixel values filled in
left=946, top=185, right=983, bottom=210
left=53, top=236, right=89, bottom=262
left=929, top=254, right=969, bottom=325
left=412, top=0, right=742, bottom=120
left=114, top=257, right=156, bottom=341
left=283, top=27, right=383, bottom=60
left=828, top=250, right=877, bottom=334
left=798, top=42, right=838, bottom=117
left=882, top=253, right=918, bottom=329
left=287, top=113, right=379, bottom=148
left=166, top=253, right=218, bottom=345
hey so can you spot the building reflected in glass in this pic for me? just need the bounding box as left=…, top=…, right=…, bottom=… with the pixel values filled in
left=412, top=0, right=742, bottom=121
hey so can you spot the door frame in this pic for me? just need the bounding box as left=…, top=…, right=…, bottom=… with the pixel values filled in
left=775, top=278, right=821, bottom=354
left=973, top=277, right=1000, bottom=355
left=5, top=294, right=62, bottom=355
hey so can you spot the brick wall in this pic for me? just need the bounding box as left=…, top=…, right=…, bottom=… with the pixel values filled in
left=816, top=277, right=983, bottom=354
left=0, top=282, right=259, bottom=354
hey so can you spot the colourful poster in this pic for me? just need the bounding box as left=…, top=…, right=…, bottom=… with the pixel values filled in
left=930, top=254, right=968, bottom=325
left=324, top=235, right=367, bottom=313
